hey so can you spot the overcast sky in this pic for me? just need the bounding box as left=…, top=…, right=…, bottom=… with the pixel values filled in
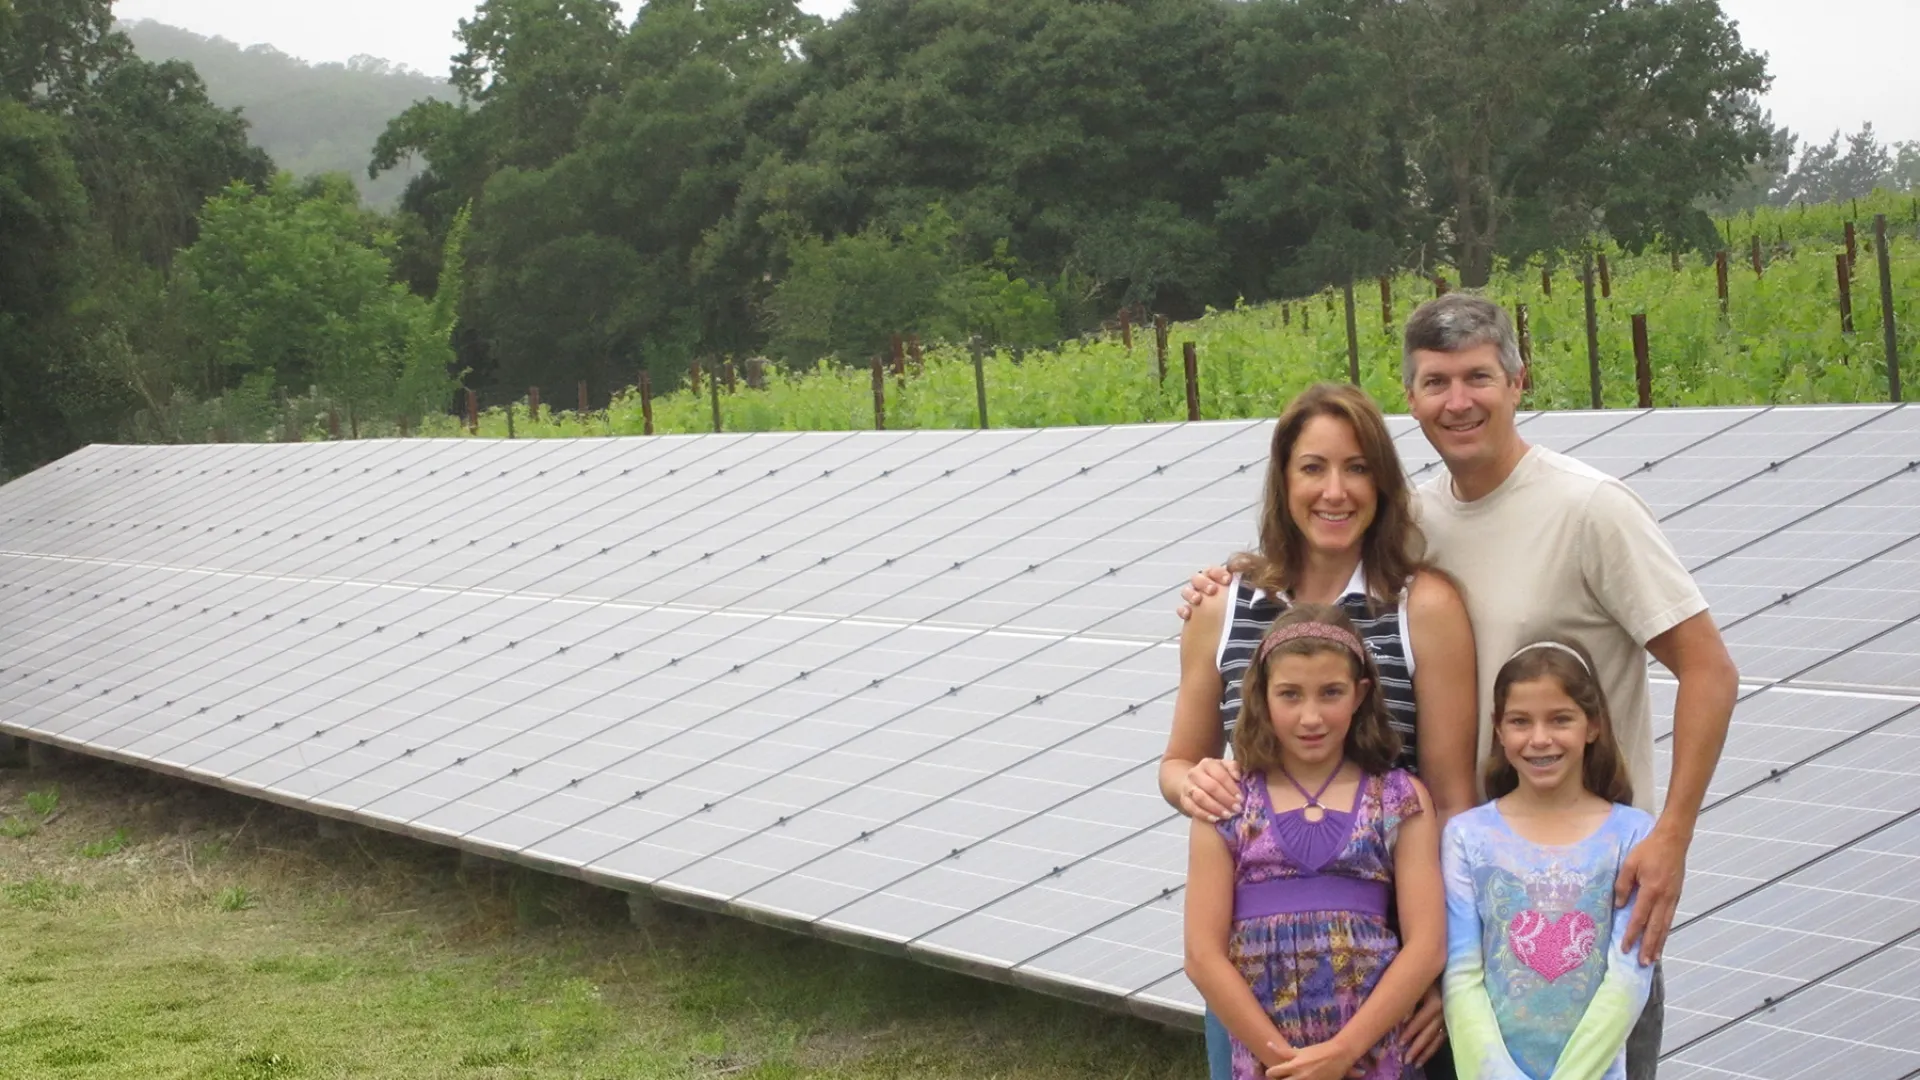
left=113, top=0, right=1919, bottom=148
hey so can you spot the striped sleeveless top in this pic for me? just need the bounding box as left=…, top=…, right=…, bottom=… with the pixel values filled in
left=1216, top=566, right=1419, bottom=772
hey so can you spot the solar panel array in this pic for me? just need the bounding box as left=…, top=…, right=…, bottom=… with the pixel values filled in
left=0, top=404, right=1916, bottom=1078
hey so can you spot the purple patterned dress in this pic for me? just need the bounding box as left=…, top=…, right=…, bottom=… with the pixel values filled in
left=1215, top=768, right=1423, bottom=1080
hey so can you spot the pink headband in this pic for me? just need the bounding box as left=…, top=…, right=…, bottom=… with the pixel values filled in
left=1257, top=621, right=1367, bottom=666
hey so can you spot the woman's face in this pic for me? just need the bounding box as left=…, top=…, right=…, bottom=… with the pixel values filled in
left=1286, top=414, right=1378, bottom=558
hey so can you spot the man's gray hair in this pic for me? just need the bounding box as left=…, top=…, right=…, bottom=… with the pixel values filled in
left=1401, top=294, right=1524, bottom=387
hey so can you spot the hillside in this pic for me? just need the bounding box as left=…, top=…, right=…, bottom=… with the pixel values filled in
left=119, top=19, right=448, bottom=208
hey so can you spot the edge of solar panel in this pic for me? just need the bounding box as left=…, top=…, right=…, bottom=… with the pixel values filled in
left=2, top=403, right=1918, bottom=1073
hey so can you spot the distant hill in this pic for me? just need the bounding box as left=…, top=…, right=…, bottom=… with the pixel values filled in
left=120, top=19, right=450, bottom=209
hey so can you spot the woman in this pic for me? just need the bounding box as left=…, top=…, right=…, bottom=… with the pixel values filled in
left=1161, top=382, right=1478, bottom=1080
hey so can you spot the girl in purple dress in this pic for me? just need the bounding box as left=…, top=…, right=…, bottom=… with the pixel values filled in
left=1186, top=603, right=1446, bottom=1080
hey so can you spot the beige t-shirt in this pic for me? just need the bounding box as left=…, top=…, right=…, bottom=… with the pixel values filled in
left=1418, top=445, right=1708, bottom=811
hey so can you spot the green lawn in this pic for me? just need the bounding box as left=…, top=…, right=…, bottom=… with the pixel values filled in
left=0, top=756, right=1201, bottom=1079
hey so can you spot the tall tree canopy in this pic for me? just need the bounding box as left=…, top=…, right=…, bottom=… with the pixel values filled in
left=370, top=0, right=1774, bottom=401
left=4, top=0, right=1786, bottom=467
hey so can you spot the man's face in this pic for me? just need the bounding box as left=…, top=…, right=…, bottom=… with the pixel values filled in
left=1405, top=342, right=1523, bottom=475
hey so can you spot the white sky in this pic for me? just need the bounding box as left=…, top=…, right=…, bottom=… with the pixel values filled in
left=112, top=0, right=1920, bottom=147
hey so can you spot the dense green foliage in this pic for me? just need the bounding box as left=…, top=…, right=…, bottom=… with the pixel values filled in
left=0, top=1, right=452, bottom=474
left=119, top=19, right=449, bottom=209
left=423, top=193, right=1920, bottom=439
left=0, top=0, right=1876, bottom=473
left=369, top=0, right=1776, bottom=407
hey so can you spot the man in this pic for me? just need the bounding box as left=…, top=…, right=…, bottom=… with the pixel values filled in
left=1183, top=294, right=1738, bottom=1078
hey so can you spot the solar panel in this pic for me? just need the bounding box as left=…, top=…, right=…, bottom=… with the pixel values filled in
left=3, top=404, right=1919, bottom=1075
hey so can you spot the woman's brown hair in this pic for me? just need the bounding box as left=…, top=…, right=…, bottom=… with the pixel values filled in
left=1233, top=603, right=1402, bottom=775
left=1236, top=383, right=1421, bottom=609
left=1484, top=640, right=1634, bottom=805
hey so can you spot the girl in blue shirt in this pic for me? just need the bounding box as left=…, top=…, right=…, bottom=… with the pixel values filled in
left=1442, top=640, right=1657, bottom=1080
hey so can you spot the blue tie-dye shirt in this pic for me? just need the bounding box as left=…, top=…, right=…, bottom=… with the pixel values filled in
left=1442, top=801, right=1657, bottom=1080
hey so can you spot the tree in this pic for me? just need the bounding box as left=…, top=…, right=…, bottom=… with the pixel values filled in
left=1892, top=141, right=1920, bottom=194
left=447, top=0, right=821, bottom=396
left=0, top=98, right=91, bottom=472
left=0, top=0, right=127, bottom=105
left=758, top=0, right=1242, bottom=314
left=765, top=206, right=1059, bottom=365
left=63, top=56, right=273, bottom=268
left=1708, top=107, right=1795, bottom=214
left=1376, top=0, right=1770, bottom=283
left=1783, top=124, right=1898, bottom=204
left=175, top=175, right=455, bottom=435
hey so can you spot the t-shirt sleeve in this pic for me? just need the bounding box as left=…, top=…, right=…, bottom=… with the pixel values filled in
left=1379, top=769, right=1425, bottom=843
left=1577, top=480, right=1708, bottom=647
left=1213, top=772, right=1264, bottom=858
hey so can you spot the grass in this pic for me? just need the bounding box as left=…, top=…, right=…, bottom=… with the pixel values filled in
left=77, top=828, right=130, bottom=859
left=0, top=758, right=1201, bottom=1079
left=25, top=787, right=59, bottom=816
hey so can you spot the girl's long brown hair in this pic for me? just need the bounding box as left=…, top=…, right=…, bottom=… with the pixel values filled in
left=1236, top=383, right=1421, bottom=609
left=1484, top=640, right=1634, bottom=805
left=1233, top=603, right=1402, bottom=775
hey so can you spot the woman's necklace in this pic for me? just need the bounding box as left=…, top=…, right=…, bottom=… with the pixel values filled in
left=1277, top=757, right=1345, bottom=824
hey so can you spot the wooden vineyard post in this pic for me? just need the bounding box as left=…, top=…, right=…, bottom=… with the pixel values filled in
left=578, top=381, right=589, bottom=416
left=1282, top=303, right=1291, bottom=327
left=1342, top=280, right=1361, bottom=385
left=466, top=389, right=479, bottom=435
left=1541, top=268, right=1552, bottom=297
left=1154, top=315, right=1169, bottom=382
left=1120, top=309, right=1133, bottom=352
left=723, top=359, right=736, bottom=395
left=1836, top=254, right=1855, bottom=334
left=1302, top=304, right=1310, bottom=332
left=689, top=360, right=702, bottom=396
left=970, top=336, right=989, bottom=429
left=1632, top=314, right=1652, bottom=409
left=1434, top=275, right=1450, bottom=297
left=327, top=407, right=340, bottom=440
left=1716, top=251, right=1729, bottom=317
left=890, top=334, right=906, bottom=388
left=870, top=356, right=886, bottom=431
left=709, top=369, right=722, bottom=433
left=1597, top=253, right=1612, bottom=299
left=1182, top=342, right=1200, bottom=422
left=1876, top=215, right=1901, bottom=401
left=1516, top=304, right=1533, bottom=392
left=1845, top=221, right=1858, bottom=275
left=1750, top=235, right=1764, bottom=277
left=639, top=370, right=655, bottom=435
left=1582, top=252, right=1602, bottom=409
left=746, top=358, right=765, bottom=391
left=528, top=386, right=540, bottom=419
left=1670, top=249, right=1682, bottom=274
left=1379, top=276, right=1393, bottom=333
left=505, top=401, right=516, bottom=439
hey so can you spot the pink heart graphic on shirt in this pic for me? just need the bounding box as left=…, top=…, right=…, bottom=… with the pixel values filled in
left=1507, top=909, right=1597, bottom=982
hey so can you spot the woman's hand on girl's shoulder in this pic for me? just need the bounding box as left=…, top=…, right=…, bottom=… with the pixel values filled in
left=1182, top=757, right=1244, bottom=823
